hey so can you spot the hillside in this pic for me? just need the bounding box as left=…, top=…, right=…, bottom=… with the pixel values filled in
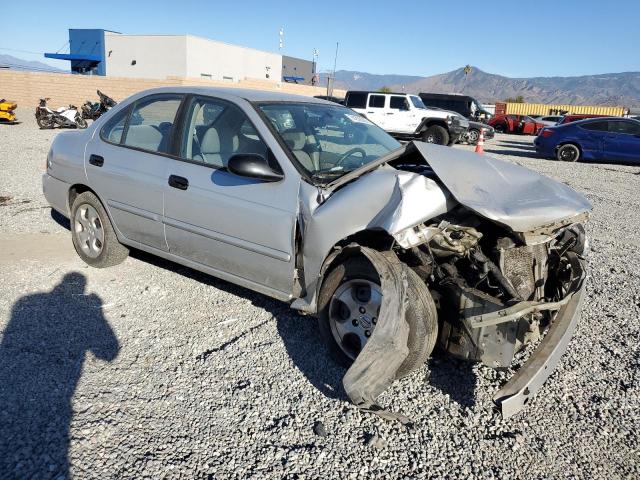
left=0, top=54, right=65, bottom=73
left=324, top=67, right=640, bottom=106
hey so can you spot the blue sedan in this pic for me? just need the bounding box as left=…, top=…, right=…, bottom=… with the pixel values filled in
left=534, top=117, right=640, bottom=164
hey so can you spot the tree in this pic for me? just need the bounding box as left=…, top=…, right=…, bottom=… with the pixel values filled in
left=505, top=95, right=525, bottom=103
left=378, top=86, right=392, bottom=93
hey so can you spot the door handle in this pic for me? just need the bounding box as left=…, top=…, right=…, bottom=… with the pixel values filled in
left=367, top=111, right=374, bottom=114
left=89, top=154, right=104, bottom=167
left=386, top=112, right=395, bottom=115
left=168, top=175, right=189, bottom=190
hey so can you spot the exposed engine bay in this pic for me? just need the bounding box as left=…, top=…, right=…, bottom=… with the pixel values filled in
left=394, top=205, right=587, bottom=369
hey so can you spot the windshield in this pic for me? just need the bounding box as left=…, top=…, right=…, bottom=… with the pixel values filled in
left=410, top=96, right=427, bottom=109
left=258, top=102, right=401, bottom=182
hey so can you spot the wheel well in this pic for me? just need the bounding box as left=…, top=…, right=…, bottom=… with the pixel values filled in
left=68, top=184, right=95, bottom=211
left=317, top=230, right=396, bottom=291
left=421, top=119, right=448, bottom=131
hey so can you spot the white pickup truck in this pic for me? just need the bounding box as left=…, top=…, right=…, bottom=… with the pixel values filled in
left=344, top=91, right=469, bottom=146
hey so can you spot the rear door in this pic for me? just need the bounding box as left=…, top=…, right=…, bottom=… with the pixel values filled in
left=363, top=94, right=388, bottom=129
left=577, top=120, right=609, bottom=160
left=86, top=94, right=183, bottom=250
left=385, top=95, right=418, bottom=134
left=162, top=95, right=298, bottom=297
left=605, top=120, right=640, bottom=163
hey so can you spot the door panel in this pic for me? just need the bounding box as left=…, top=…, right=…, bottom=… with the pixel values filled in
left=605, top=121, right=640, bottom=163
left=85, top=95, right=183, bottom=250
left=364, top=94, right=387, bottom=129
left=163, top=95, right=298, bottom=295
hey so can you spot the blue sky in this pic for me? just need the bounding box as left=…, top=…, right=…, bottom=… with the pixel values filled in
left=3, top=0, right=639, bottom=78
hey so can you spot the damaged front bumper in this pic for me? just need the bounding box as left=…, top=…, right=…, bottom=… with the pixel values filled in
left=491, top=258, right=586, bottom=418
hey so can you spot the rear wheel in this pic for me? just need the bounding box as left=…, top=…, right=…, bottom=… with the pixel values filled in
left=36, top=115, right=54, bottom=129
left=75, top=115, right=88, bottom=129
left=318, top=255, right=438, bottom=377
left=70, top=191, right=129, bottom=268
left=422, top=125, right=450, bottom=146
left=556, top=143, right=580, bottom=162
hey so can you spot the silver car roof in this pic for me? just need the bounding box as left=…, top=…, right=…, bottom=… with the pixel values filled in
left=128, top=86, right=332, bottom=104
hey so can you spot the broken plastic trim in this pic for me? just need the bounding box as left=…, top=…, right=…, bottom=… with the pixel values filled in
left=341, top=247, right=414, bottom=427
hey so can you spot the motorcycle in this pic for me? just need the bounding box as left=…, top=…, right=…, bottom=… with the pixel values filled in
left=35, top=98, right=88, bottom=129
left=81, top=90, right=117, bottom=120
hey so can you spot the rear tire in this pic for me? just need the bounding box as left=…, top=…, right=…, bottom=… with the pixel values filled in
left=70, top=191, right=129, bottom=268
left=36, top=115, right=54, bottom=129
left=556, top=143, right=580, bottom=162
left=318, top=255, right=438, bottom=377
left=75, top=116, right=88, bottom=129
left=422, top=125, right=450, bottom=146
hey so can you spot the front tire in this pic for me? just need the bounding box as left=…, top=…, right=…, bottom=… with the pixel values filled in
left=422, top=125, right=450, bottom=146
left=467, top=129, right=480, bottom=144
left=318, top=255, right=438, bottom=377
left=494, top=123, right=506, bottom=134
left=70, top=191, right=129, bottom=268
left=556, top=143, right=580, bottom=162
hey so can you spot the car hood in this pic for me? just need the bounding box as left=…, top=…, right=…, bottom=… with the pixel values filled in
left=411, top=142, right=592, bottom=232
left=324, top=142, right=591, bottom=233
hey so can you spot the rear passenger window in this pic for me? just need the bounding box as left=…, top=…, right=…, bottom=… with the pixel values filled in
left=123, top=96, right=182, bottom=154
left=580, top=121, right=608, bottom=132
left=368, top=95, right=385, bottom=108
left=100, top=108, right=129, bottom=144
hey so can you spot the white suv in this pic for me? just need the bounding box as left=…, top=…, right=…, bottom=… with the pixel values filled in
left=344, top=91, right=469, bottom=146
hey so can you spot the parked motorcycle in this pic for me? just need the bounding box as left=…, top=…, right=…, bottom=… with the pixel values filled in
left=35, top=98, right=87, bottom=129
left=81, top=90, right=117, bottom=120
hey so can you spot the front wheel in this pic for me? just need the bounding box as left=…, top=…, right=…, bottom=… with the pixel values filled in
left=467, top=129, right=480, bottom=144
left=318, top=255, right=438, bottom=377
left=422, top=125, right=450, bottom=146
left=556, top=143, right=580, bottom=162
left=71, top=191, right=129, bottom=267
left=494, top=123, right=506, bottom=134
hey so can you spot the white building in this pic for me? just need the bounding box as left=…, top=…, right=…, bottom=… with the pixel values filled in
left=104, top=33, right=283, bottom=82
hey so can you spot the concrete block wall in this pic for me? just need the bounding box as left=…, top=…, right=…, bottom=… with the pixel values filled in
left=0, top=70, right=345, bottom=108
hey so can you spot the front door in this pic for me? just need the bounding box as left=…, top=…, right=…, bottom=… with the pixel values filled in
left=85, top=94, right=183, bottom=250
left=162, top=95, right=298, bottom=297
left=605, top=120, right=640, bottom=163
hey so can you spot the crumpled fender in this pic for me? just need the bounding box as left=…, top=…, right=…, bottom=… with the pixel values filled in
left=341, top=247, right=414, bottom=426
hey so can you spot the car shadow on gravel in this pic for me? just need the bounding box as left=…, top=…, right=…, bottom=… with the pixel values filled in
left=0, top=272, right=119, bottom=479
left=498, top=141, right=535, bottom=150
left=129, top=250, right=349, bottom=401
left=427, top=353, right=478, bottom=408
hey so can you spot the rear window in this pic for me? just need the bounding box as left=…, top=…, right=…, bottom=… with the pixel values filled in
left=345, top=92, right=367, bottom=109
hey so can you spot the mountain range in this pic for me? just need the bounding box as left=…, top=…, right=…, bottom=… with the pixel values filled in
left=323, top=67, right=640, bottom=107
left=0, top=54, right=64, bottom=73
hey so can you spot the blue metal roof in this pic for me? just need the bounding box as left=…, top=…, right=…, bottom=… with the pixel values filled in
left=44, top=53, right=102, bottom=62
left=283, top=76, right=305, bottom=82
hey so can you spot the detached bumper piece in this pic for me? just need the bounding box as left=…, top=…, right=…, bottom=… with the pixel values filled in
left=493, top=285, right=585, bottom=417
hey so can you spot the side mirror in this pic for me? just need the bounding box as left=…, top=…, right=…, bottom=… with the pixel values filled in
left=227, top=153, right=283, bottom=182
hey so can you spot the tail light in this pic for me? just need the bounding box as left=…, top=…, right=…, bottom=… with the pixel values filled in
left=540, top=129, right=556, bottom=138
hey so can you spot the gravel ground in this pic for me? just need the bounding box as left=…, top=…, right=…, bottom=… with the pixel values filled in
left=1, top=109, right=639, bottom=479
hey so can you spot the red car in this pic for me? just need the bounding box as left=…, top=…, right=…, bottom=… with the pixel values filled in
left=488, top=114, right=545, bottom=135
left=558, top=114, right=610, bottom=125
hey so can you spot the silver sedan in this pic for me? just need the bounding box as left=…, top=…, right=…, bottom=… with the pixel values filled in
left=43, top=87, right=591, bottom=419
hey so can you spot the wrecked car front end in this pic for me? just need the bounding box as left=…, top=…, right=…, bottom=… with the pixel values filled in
left=295, top=141, right=591, bottom=419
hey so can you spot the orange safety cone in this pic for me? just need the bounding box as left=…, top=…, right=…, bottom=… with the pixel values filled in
left=475, top=128, right=485, bottom=154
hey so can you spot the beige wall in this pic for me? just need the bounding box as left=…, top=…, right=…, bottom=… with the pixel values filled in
left=0, top=70, right=346, bottom=108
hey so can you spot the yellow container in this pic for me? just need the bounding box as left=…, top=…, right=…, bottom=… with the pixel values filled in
left=505, top=102, right=625, bottom=117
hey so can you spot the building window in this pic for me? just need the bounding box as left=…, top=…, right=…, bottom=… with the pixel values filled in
left=200, top=73, right=212, bottom=79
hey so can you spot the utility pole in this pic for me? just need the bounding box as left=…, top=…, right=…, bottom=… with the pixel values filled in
left=279, top=27, right=284, bottom=51
left=328, top=42, right=339, bottom=96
